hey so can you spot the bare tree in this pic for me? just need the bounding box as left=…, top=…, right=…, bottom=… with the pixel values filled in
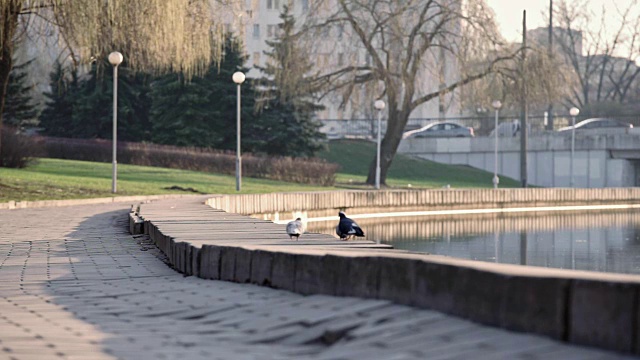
left=462, top=44, right=573, bottom=118
left=301, top=0, right=516, bottom=185
left=0, top=0, right=238, bottom=166
left=554, top=0, right=640, bottom=109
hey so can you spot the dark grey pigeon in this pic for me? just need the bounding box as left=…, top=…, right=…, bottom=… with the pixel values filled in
left=336, top=211, right=365, bottom=240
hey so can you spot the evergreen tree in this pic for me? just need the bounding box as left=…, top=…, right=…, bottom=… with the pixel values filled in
left=254, top=5, right=325, bottom=157
left=71, top=59, right=152, bottom=141
left=39, top=61, right=78, bottom=137
left=150, top=35, right=259, bottom=150
left=3, top=59, right=38, bottom=128
left=150, top=71, right=216, bottom=147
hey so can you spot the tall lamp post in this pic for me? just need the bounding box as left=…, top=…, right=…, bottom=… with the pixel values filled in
left=374, top=100, right=385, bottom=189
left=232, top=71, right=246, bottom=192
left=108, top=51, right=123, bottom=194
left=569, top=107, right=579, bottom=187
left=491, top=100, right=502, bottom=189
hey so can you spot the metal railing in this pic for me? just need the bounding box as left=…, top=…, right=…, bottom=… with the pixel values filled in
left=318, top=114, right=640, bottom=140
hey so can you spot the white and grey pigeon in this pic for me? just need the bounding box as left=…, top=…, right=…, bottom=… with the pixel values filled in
left=286, top=218, right=305, bottom=241
left=336, top=211, right=365, bottom=240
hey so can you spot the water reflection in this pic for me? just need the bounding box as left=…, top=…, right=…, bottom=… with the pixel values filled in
left=306, top=210, right=640, bottom=275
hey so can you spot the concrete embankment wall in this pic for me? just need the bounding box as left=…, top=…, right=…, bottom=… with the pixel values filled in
left=135, top=190, right=640, bottom=355
left=206, top=188, right=640, bottom=220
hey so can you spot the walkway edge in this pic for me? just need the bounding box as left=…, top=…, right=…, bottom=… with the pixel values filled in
left=0, top=194, right=200, bottom=210
left=134, top=191, right=640, bottom=356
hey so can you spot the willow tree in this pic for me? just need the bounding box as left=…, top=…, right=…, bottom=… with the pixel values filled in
left=462, top=45, right=573, bottom=118
left=0, top=0, right=237, bottom=166
left=302, top=0, right=517, bottom=185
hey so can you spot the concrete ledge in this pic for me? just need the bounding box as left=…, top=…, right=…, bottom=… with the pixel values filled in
left=129, top=211, right=144, bottom=234
left=134, top=193, right=640, bottom=355
left=206, top=189, right=640, bottom=220
left=502, top=276, right=569, bottom=340
left=570, top=280, right=638, bottom=353
left=198, top=245, right=221, bottom=280
left=0, top=194, right=196, bottom=210
left=250, top=250, right=273, bottom=286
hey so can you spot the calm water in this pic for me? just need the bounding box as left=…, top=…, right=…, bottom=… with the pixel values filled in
left=306, top=210, right=640, bottom=275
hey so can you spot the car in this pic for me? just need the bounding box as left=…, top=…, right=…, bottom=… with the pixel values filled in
left=402, top=121, right=474, bottom=139
left=557, top=118, right=633, bottom=132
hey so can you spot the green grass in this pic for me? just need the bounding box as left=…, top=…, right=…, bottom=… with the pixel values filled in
left=0, top=158, right=333, bottom=202
left=0, top=140, right=520, bottom=202
left=318, top=139, right=521, bottom=189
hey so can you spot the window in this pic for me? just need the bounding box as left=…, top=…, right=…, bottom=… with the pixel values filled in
left=337, top=53, right=344, bottom=66
left=253, top=24, right=260, bottom=38
left=301, top=0, right=309, bottom=11
left=337, top=25, right=344, bottom=40
left=267, top=24, right=275, bottom=37
left=267, top=0, right=273, bottom=9
left=274, top=0, right=280, bottom=9
left=253, top=52, right=261, bottom=66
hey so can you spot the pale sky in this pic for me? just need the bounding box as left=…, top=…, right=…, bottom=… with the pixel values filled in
left=487, top=0, right=637, bottom=43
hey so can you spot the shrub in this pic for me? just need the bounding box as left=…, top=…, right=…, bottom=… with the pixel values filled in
left=39, top=137, right=338, bottom=186
left=1, top=127, right=43, bottom=168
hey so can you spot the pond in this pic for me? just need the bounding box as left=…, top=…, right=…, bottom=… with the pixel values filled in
left=306, top=210, right=640, bottom=275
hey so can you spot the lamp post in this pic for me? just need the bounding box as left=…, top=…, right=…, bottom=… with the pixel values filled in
left=374, top=100, right=385, bottom=189
left=108, top=51, right=123, bottom=194
left=232, top=71, right=246, bottom=192
left=569, top=107, right=579, bottom=187
left=491, top=100, right=502, bottom=189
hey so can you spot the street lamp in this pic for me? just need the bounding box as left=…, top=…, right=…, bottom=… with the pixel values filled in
left=108, top=51, right=123, bottom=194
left=569, top=106, right=579, bottom=187
left=374, top=100, right=385, bottom=189
left=232, top=71, right=246, bottom=192
left=491, top=100, right=502, bottom=189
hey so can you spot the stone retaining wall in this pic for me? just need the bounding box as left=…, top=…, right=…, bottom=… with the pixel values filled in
left=137, top=191, right=640, bottom=355
left=207, top=188, right=640, bottom=219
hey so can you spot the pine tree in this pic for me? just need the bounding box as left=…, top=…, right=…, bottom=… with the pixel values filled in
left=71, top=59, right=152, bottom=141
left=254, top=5, right=325, bottom=157
left=39, top=61, right=78, bottom=137
left=3, top=59, right=37, bottom=128
left=150, top=71, right=215, bottom=147
left=150, top=35, right=259, bottom=150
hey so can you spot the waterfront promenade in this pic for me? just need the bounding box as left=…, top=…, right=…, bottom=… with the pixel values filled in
left=0, top=200, right=632, bottom=359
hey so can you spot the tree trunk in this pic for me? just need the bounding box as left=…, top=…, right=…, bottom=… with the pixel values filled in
left=365, top=107, right=410, bottom=185
left=0, top=2, right=21, bottom=166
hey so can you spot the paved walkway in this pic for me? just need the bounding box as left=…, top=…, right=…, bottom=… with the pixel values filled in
left=0, top=203, right=633, bottom=359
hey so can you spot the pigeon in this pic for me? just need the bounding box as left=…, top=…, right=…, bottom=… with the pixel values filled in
left=336, top=211, right=365, bottom=240
left=286, top=218, right=305, bottom=241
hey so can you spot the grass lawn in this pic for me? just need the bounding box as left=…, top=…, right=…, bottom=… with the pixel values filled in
left=318, top=139, right=522, bottom=189
left=0, top=139, right=520, bottom=202
left=0, top=158, right=333, bottom=202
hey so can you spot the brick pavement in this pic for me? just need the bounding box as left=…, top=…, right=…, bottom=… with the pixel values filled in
left=0, top=203, right=633, bottom=359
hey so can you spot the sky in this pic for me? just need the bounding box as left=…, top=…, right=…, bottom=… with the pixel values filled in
left=486, top=0, right=637, bottom=43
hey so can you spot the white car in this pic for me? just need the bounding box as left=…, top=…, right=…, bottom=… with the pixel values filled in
left=402, top=122, right=474, bottom=139
left=558, top=118, right=633, bottom=132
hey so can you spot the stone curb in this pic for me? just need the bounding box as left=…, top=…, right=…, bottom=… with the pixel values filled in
left=133, top=196, right=640, bottom=356
left=0, top=194, right=200, bottom=210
